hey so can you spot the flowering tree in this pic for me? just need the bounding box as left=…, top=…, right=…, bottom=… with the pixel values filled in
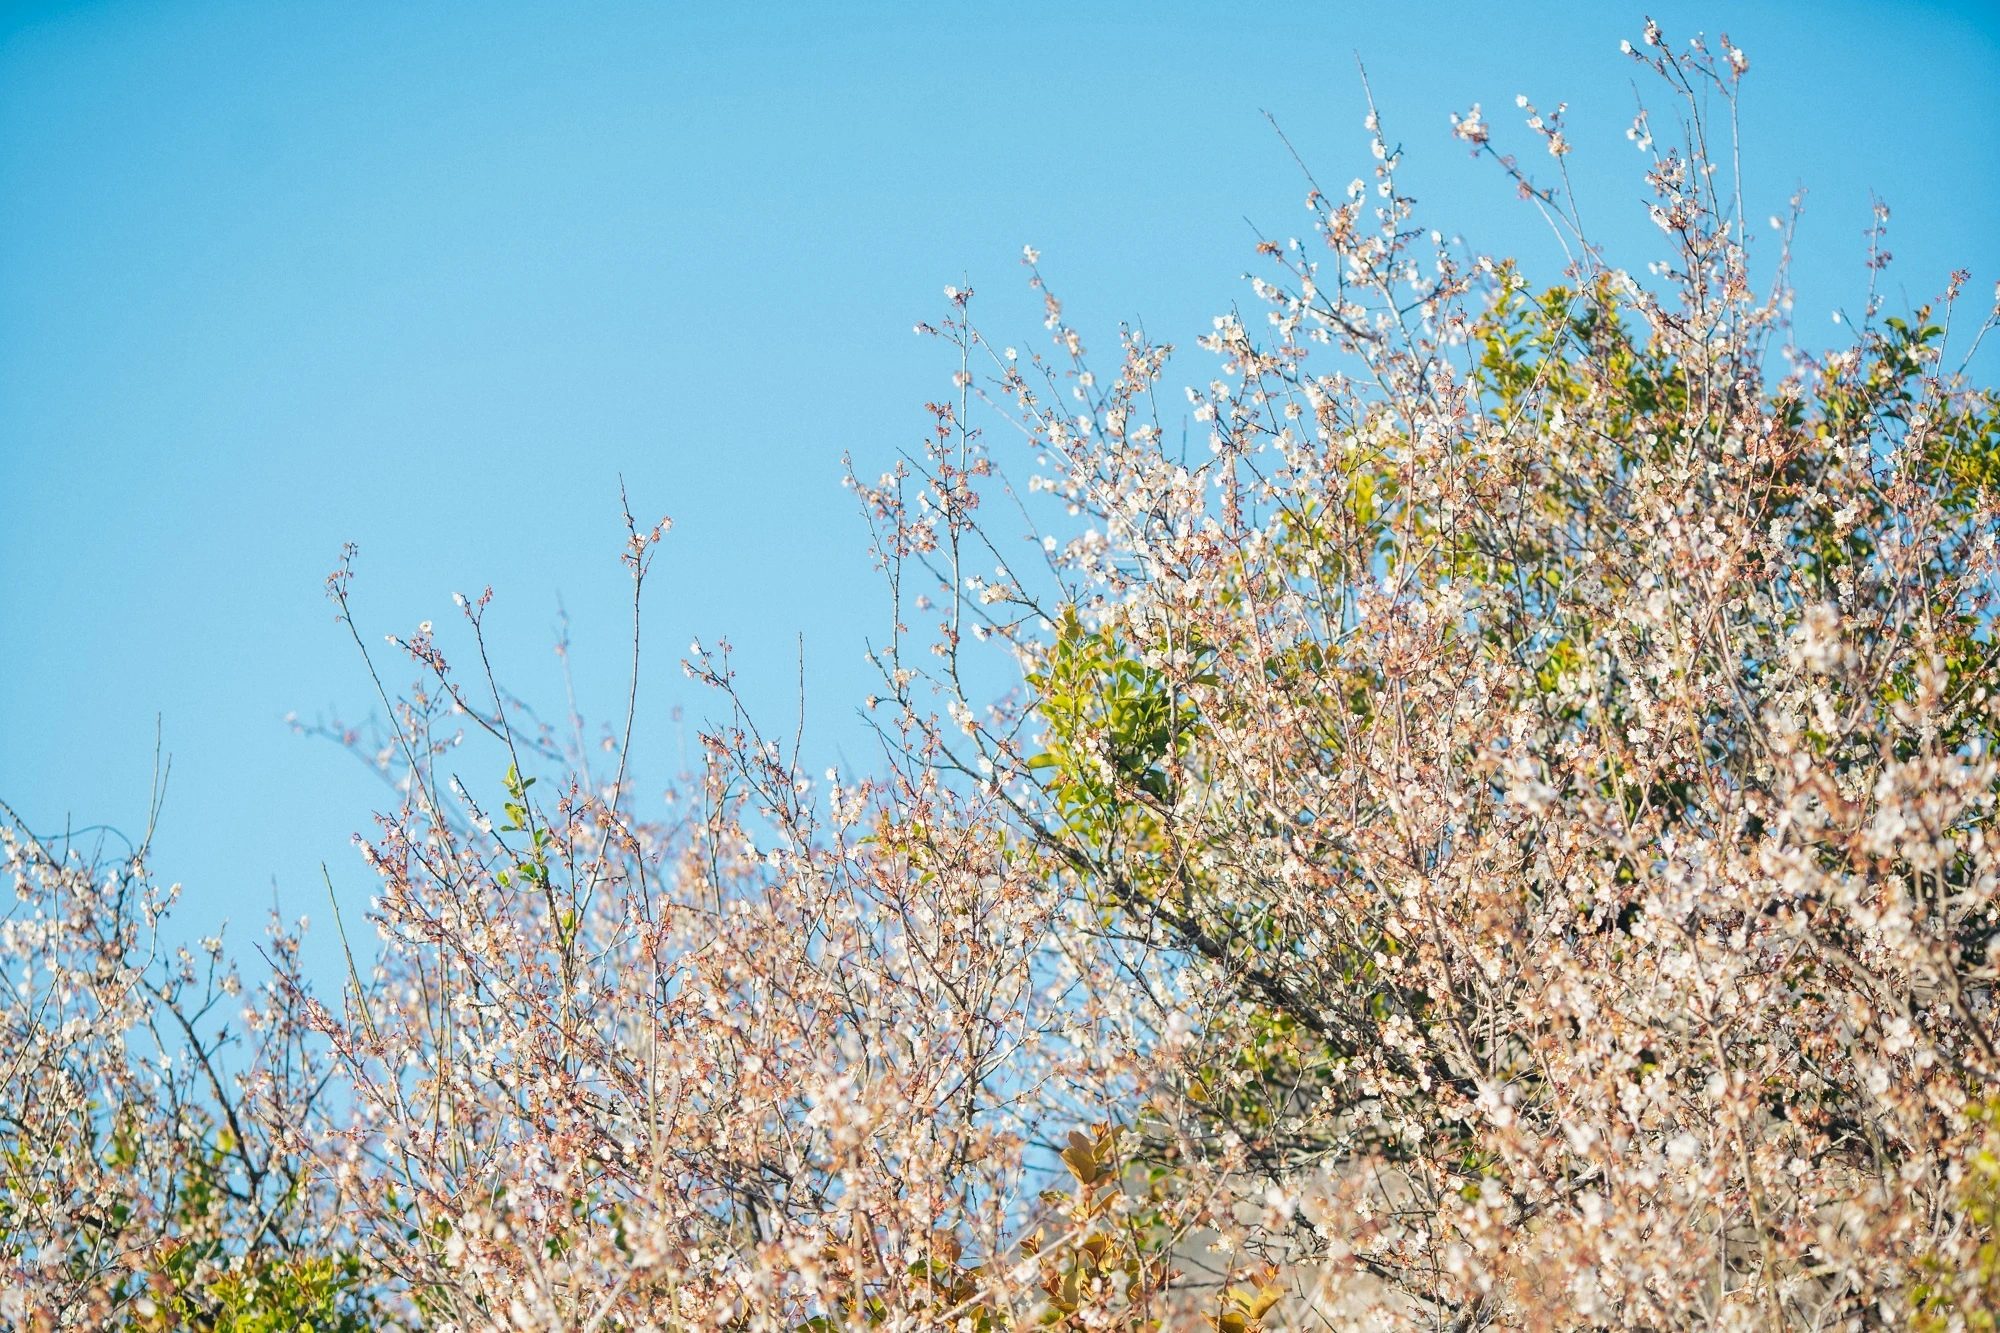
left=853, top=28, right=2000, bottom=1328
left=0, top=790, right=364, bottom=1330
left=7, top=22, right=2000, bottom=1332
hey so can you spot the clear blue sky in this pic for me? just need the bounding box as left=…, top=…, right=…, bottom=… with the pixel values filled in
left=4, top=0, right=1995, bottom=980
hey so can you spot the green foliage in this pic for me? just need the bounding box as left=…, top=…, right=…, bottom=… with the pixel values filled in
left=137, top=1247, right=376, bottom=1333
left=1026, top=608, right=1207, bottom=853
left=1912, top=1102, right=2000, bottom=1333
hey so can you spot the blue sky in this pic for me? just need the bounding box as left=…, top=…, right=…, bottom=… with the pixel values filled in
left=3, top=0, right=1995, bottom=978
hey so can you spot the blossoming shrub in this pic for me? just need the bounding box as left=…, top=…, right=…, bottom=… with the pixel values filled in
left=853, top=27, right=2000, bottom=1330
left=0, top=810, right=368, bottom=1330
left=6, top=23, right=2000, bottom=1332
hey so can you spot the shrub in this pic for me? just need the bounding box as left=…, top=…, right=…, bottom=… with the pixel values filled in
left=0, top=802, right=366, bottom=1329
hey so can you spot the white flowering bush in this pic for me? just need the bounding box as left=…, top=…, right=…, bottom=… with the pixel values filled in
left=0, top=805, right=363, bottom=1329
left=7, top=23, right=2000, bottom=1332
